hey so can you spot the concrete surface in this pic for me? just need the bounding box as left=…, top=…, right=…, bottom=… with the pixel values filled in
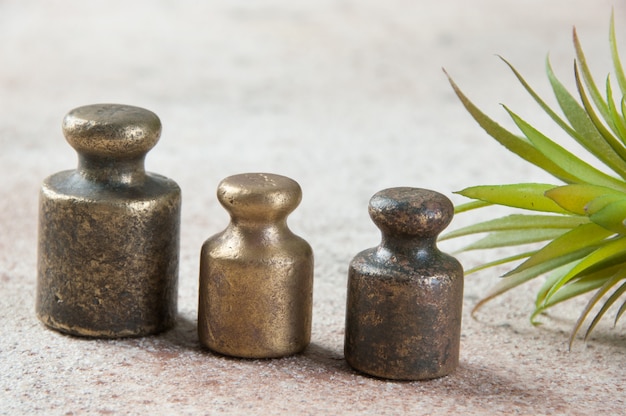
left=1, top=0, right=625, bottom=414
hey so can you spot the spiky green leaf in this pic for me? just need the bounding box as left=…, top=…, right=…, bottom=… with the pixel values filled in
left=464, top=251, right=536, bottom=274
left=535, top=262, right=584, bottom=309
left=500, top=56, right=581, bottom=139
left=585, top=192, right=626, bottom=215
left=589, top=199, right=626, bottom=233
left=544, top=183, right=626, bottom=215
left=569, top=270, right=626, bottom=347
left=504, top=222, right=612, bottom=276
left=574, top=63, right=626, bottom=159
left=453, top=200, right=491, bottom=214
left=583, top=280, right=626, bottom=341
left=534, top=272, right=610, bottom=314
left=456, top=183, right=569, bottom=213
left=460, top=228, right=567, bottom=251
left=544, top=236, right=626, bottom=302
left=606, top=76, right=626, bottom=140
left=610, top=11, right=626, bottom=95
left=506, top=108, right=626, bottom=190
left=615, top=299, right=626, bottom=326
left=531, top=264, right=612, bottom=324
left=546, top=59, right=626, bottom=178
left=440, top=214, right=589, bottom=241
left=444, top=70, right=580, bottom=183
left=573, top=27, right=613, bottom=126
left=472, top=257, right=579, bottom=316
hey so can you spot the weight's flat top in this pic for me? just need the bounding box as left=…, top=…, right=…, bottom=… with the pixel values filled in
left=62, top=103, right=162, bottom=158
left=368, top=187, right=454, bottom=238
left=217, top=173, right=302, bottom=220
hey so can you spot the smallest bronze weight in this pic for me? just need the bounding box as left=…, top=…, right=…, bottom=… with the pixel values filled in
left=198, top=173, right=314, bottom=358
left=344, top=187, right=463, bottom=380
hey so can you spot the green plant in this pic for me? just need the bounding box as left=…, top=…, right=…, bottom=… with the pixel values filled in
left=443, top=13, right=626, bottom=346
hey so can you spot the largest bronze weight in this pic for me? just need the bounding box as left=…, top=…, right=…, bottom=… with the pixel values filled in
left=36, top=104, right=181, bottom=338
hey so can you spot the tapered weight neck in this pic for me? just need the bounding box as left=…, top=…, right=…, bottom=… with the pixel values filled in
left=217, top=173, right=302, bottom=224
left=368, top=187, right=453, bottom=257
left=63, top=104, right=161, bottom=186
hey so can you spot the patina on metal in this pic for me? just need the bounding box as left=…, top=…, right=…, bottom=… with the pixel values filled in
left=198, top=173, right=314, bottom=358
left=36, top=104, right=181, bottom=338
left=344, top=187, right=463, bottom=380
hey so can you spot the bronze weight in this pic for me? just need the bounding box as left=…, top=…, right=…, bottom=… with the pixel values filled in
left=344, top=187, right=464, bottom=380
left=36, top=104, right=181, bottom=338
left=198, top=173, right=314, bottom=358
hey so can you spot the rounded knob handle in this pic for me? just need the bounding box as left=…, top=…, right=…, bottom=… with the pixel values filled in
left=368, top=187, right=454, bottom=239
left=62, top=104, right=161, bottom=159
left=217, top=173, right=302, bottom=221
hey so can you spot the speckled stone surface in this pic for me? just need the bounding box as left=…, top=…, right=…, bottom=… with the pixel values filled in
left=1, top=1, right=625, bottom=414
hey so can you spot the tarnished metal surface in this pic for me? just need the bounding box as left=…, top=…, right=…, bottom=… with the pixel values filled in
left=344, top=187, right=463, bottom=380
left=198, top=173, right=313, bottom=358
left=36, top=104, right=181, bottom=338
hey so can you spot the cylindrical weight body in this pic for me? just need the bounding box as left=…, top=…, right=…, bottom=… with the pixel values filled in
left=199, top=232, right=313, bottom=358
left=345, top=248, right=463, bottom=380
left=37, top=173, right=180, bottom=337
